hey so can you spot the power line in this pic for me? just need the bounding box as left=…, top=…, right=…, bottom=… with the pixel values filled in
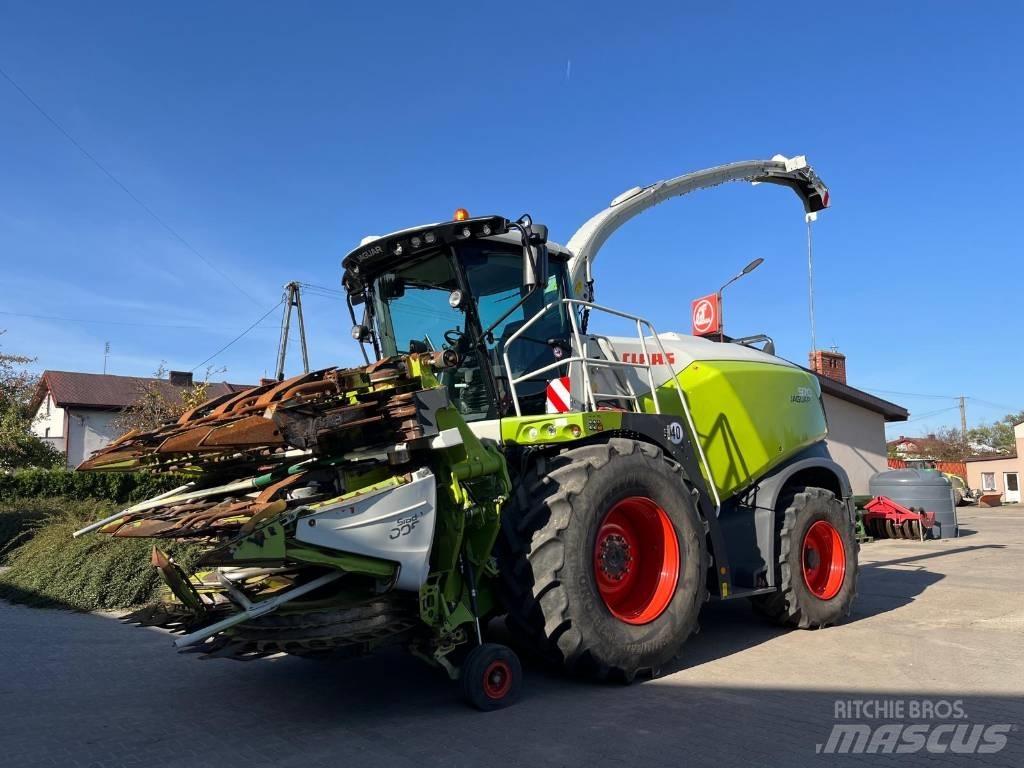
left=0, top=309, right=277, bottom=331
left=0, top=64, right=261, bottom=306
left=967, top=397, right=1021, bottom=414
left=862, top=387, right=958, bottom=400
left=299, top=282, right=346, bottom=296
left=898, top=406, right=960, bottom=426
left=300, top=290, right=347, bottom=303
left=191, top=301, right=283, bottom=372
left=863, top=386, right=1020, bottom=422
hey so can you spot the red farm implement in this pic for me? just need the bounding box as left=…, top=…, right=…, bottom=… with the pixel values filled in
left=862, top=496, right=936, bottom=540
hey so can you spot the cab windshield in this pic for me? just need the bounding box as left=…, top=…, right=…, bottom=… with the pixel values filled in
left=372, top=254, right=462, bottom=356
left=371, top=242, right=570, bottom=419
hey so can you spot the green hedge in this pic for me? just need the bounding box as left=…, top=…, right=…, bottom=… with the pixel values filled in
left=0, top=498, right=203, bottom=611
left=0, top=468, right=183, bottom=505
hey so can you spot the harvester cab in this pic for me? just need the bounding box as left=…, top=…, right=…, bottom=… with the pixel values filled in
left=342, top=213, right=571, bottom=421
left=75, top=155, right=857, bottom=711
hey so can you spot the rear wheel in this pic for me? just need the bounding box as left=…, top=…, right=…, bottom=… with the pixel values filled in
left=752, top=486, right=858, bottom=628
left=496, top=438, right=707, bottom=681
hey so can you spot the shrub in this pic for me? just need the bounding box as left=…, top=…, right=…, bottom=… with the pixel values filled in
left=0, top=497, right=66, bottom=554
left=0, top=468, right=184, bottom=505
left=0, top=499, right=202, bottom=611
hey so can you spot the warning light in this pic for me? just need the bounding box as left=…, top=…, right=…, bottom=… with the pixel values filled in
left=453, top=208, right=470, bottom=221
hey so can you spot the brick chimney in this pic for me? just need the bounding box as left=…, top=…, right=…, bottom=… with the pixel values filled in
left=809, top=349, right=847, bottom=385
left=168, top=370, right=194, bottom=387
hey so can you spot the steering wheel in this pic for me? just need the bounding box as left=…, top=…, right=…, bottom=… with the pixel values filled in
left=444, top=328, right=463, bottom=348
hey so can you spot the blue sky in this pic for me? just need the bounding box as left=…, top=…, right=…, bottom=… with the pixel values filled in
left=1, top=2, right=1020, bottom=437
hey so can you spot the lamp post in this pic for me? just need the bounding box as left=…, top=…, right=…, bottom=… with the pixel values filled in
left=717, top=258, right=764, bottom=340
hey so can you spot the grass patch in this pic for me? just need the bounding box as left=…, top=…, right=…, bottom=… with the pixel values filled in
left=0, top=497, right=202, bottom=611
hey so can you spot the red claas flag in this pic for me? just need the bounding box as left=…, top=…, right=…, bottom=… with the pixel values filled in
left=691, top=293, right=721, bottom=336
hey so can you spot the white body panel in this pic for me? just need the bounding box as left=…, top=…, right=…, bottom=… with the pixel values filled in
left=588, top=332, right=796, bottom=397
left=296, top=467, right=437, bottom=591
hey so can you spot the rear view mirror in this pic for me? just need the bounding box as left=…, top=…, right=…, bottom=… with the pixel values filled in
left=378, top=273, right=405, bottom=299
left=523, top=223, right=549, bottom=291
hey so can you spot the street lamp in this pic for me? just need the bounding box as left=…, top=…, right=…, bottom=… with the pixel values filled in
left=718, top=258, right=764, bottom=339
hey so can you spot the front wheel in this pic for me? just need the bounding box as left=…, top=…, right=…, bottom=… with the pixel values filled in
left=752, top=486, right=858, bottom=628
left=460, top=643, right=522, bottom=711
left=496, top=439, right=708, bottom=681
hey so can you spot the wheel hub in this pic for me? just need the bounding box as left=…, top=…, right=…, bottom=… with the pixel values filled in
left=483, top=660, right=513, bottom=700
left=597, top=533, right=632, bottom=580
left=592, top=496, right=680, bottom=625
left=801, top=520, right=846, bottom=600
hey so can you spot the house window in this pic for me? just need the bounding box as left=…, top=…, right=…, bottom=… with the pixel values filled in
left=981, top=472, right=996, bottom=492
left=46, top=395, right=51, bottom=417
left=44, top=427, right=50, bottom=438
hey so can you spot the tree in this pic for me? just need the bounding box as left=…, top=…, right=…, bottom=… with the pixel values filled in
left=927, top=426, right=970, bottom=461
left=887, top=427, right=971, bottom=461
left=0, top=338, right=62, bottom=470
left=966, top=411, right=1024, bottom=455
left=113, top=364, right=213, bottom=436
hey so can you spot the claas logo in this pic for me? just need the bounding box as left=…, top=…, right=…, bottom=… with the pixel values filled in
left=620, top=352, right=676, bottom=366
left=691, top=293, right=721, bottom=336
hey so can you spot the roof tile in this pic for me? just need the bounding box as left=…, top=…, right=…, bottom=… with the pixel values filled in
left=36, top=371, right=251, bottom=411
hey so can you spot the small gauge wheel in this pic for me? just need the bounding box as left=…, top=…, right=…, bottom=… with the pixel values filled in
left=460, top=643, right=523, bottom=711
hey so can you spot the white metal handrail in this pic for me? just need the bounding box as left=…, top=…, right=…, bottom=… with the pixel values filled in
left=503, top=299, right=679, bottom=415
left=502, top=298, right=722, bottom=511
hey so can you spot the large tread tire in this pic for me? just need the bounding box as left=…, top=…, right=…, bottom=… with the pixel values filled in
left=752, top=486, right=858, bottom=629
left=496, top=438, right=707, bottom=681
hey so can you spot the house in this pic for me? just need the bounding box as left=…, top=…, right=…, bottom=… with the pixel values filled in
left=964, top=422, right=1023, bottom=504
left=807, top=350, right=909, bottom=495
left=30, top=370, right=250, bottom=469
left=887, top=434, right=948, bottom=460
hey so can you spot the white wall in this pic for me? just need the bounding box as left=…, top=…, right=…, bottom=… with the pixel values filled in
left=822, top=393, right=889, bottom=496
left=65, top=409, right=122, bottom=469
left=31, top=392, right=67, bottom=454
left=31, top=393, right=65, bottom=438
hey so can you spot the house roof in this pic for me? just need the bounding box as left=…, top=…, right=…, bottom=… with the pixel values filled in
left=33, top=371, right=251, bottom=412
left=808, top=371, right=909, bottom=422
left=964, top=453, right=1019, bottom=463
left=887, top=435, right=940, bottom=448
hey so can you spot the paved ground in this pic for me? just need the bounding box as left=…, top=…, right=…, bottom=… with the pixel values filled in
left=2, top=506, right=1022, bottom=767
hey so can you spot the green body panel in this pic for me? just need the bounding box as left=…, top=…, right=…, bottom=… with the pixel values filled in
left=499, top=360, right=825, bottom=502
left=641, top=360, right=827, bottom=498
left=500, top=411, right=624, bottom=446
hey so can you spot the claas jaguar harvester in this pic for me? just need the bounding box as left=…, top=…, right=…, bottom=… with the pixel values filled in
left=76, top=156, right=856, bottom=710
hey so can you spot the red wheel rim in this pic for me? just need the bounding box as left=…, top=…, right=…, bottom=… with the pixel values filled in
left=483, top=660, right=513, bottom=700
left=593, top=496, right=680, bottom=625
left=801, top=520, right=846, bottom=600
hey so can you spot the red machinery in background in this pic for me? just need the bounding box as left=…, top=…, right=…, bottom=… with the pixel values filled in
left=863, top=496, right=936, bottom=540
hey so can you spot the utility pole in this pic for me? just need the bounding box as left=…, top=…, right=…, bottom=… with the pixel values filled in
left=959, top=395, right=967, bottom=437
left=103, top=341, right=110, bottom=374
left=275, top=282, right=310, bottom=381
